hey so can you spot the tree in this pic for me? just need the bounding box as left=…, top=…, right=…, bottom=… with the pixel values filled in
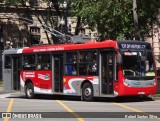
left=1, top=0, right=159, bottom=43
left=72, top=0, right=160, bottom=41
left=71, top=0, right=132, bottom=40
left=136, top=0, right=160, bottom=38
left=133, top=0, right=140, bottom=40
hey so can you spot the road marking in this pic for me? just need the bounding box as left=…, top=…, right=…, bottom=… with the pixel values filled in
left=112, top=102, right=160, bottom=120
left=112, top=102, right=142, bottom=112
left=3, top=99, right=14, bottom=121
left=56, top=100, right=84, bottom=121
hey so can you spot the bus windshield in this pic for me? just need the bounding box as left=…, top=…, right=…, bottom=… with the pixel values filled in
left=122, top=50, right=155, bottom=79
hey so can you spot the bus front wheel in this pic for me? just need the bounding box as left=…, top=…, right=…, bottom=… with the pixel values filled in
left=25, top=83, right=34, bottom=99
left=82, top=83, right=94, bottom=101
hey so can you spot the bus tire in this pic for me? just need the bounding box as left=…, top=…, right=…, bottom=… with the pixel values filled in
left=82, top=83, right=94, bottom=101
left=25, top=83, right=34, bottom=99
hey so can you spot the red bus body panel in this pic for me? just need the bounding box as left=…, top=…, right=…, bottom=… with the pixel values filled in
left=21, top=70, right=52, bottom=94
left=19, top=40, right=157, bottom=97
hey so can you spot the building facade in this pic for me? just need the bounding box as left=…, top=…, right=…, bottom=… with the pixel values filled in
left=145, top=13, right=160, bottom=69
left=0, top=1, right=159, bottom=68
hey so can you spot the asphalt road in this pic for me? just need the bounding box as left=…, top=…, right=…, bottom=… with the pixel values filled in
left=0, top=92, right=160, bottom=121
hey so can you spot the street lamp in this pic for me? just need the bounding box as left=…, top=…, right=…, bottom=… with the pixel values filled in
left=63, top=0, right=67, bottom=8
left=59, top=0, right=72, bottom=35
left=63, top=0, right=68, bottom=34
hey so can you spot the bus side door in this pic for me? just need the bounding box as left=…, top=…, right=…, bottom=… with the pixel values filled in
left=52, top=54, right=63, bottom=93
left=100, top=50, right=115, bottom=95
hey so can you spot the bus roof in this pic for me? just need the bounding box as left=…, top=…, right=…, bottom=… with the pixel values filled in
left=21, top=40, right=117, bottom=53
left=3, top=40, right=151, bottom=55
left=3, top=48, right=23, bottom=54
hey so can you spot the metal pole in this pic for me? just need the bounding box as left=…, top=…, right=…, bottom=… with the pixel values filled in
left=63, top=0, right=68, bottom=35
left=64, top=8, right=68, bottom=34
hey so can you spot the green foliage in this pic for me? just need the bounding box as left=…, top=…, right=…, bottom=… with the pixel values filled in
left=2, top=0, right=24, bottom=6
left=116, top=33, right=125, bottom=41
left=137, top=0, right=160, bottom=34
left=71, top=0, right=160, bottom=41
left=1, top=0, right=159, bottom=41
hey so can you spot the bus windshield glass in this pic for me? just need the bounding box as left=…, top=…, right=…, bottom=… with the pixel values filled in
left=122, top=50, right=155, bottom=79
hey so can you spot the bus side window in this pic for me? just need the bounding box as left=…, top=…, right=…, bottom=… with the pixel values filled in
left=43, top=64, right=50, bottom=70
left=88, top=63, right=97, bottom=75
left=65, top=52, right=77, bottom=75
left=4, top=56, right=11, bottom=69
left=23, top=55, right=35, bottom=70
left=78, top=51, right=97, bottom=75
left=37, top=63, right=41, bottom=70
left=65, top=65, right=72, bottom=75
left=37, top=54, right=51, bottom=70
left=79, top=64, right=87, bottom=75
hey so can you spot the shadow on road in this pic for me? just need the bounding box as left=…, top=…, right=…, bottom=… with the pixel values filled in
left=6, top=93, right=154, bottom=103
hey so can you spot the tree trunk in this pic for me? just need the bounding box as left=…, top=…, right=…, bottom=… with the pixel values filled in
left=75, top=17, right=81, bottom=35
left=133, top=0, right=140, bottom=40
left=36, top=14, right=51, bottom=44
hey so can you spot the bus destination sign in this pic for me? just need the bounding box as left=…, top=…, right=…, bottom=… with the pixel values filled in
left=119, top=44, right=146, bottom=49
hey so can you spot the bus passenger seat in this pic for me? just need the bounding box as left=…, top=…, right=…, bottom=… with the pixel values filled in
left=65, top=65, right=72, bottom=75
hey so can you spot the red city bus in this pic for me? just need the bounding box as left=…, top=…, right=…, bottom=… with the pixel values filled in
left=2, top=40, right=157, bottom=101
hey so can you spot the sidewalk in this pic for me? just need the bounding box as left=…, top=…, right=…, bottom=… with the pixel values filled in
left=151, top=94, right=160, bottom=100
left=0, top=86, right=12, bottom=94
left=0, top=86, right=6, bottom=94
left=0, top=86, right=3, bottom=91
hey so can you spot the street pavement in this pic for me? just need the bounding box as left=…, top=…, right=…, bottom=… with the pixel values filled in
left=0, top=83, right=160, bottom=121
left=0, top=92, right=160, bottom=121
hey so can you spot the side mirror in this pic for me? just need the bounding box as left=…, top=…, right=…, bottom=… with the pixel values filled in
left=117, top=54, right=122, bottom=64
left=141, top=56, right=147, bottom=61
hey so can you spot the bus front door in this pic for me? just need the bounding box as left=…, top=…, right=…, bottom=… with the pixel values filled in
left=100, top=51, right=114, bottom=95
left=52, top=54, right=63, bottom=93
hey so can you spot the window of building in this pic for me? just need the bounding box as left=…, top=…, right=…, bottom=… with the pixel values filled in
left=23, top=55, right=35, bottom=70
left=37, top=54, right=51, bottom=70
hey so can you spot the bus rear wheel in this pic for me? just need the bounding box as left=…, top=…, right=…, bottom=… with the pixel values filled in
left=25, top=83, right=34, bottom=99
left=82, top=83, right=94, bottom=101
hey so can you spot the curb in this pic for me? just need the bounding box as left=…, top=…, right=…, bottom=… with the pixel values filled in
left=0, top=87, right=13, bottom=94
left=151, top=97, right=160, bottom=100
left=0, top=90, right=13, bottom=94
left=0, top=87, right=3, bottom=92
